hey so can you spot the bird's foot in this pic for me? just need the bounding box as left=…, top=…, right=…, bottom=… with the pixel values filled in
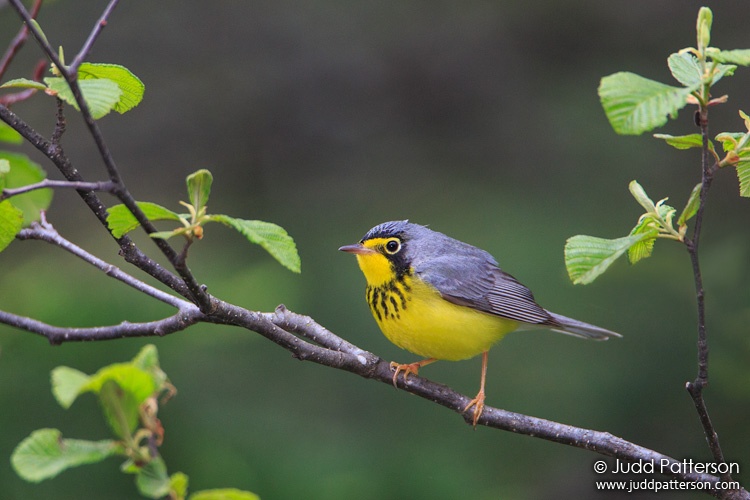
left=389, top=358, right=436, bottom=388
left=463, top=388, right=485, bottom=428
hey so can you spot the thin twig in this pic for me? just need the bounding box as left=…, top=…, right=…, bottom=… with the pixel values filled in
left=0, top=0, right=42, bottom=79
left=1, top=179, right=116, bottom=201
left=68, top=0, right=120, bottom=73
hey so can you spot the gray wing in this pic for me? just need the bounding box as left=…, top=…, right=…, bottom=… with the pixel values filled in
left=414, top=251, right=557, bottom=327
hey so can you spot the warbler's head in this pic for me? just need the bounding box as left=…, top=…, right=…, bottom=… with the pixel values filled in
left=339, top=220, right=416, bottom=286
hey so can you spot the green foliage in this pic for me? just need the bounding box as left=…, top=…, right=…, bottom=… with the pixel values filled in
left=0, top=200, right=23, bottom=253
left=2, top=63, right=144, bottom=120
left=0, top=151, right=52, bottom=226
left=567, top=7, right=750, bottom=284
left=598, top=72, right=694, bottom=135
left=11, top=429, right=122, bottom=483
left=0, top=122, right=22, bottom=143
left=106, top=169, right=302, bottom=273
left=12, top=345, right=260, bottom=500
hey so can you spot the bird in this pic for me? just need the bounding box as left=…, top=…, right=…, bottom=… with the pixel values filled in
left=339, top=220, right=620, bottom=427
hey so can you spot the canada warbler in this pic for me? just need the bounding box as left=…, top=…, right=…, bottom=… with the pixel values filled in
left=339, top=220, right=620, bottom=426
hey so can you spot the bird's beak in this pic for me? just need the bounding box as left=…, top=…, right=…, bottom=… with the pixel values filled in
left=339, top=243, right=376, bottom=255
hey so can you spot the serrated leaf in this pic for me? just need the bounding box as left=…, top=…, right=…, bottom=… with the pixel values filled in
left=0, top=122, right=23, bottom=144
left=44, top=76, right=122, bottom=120
left=189, top=489, right=261, bottom=500
left=653, top=133, right=707, bottom=150
left=668, top=52, right=702, bottom=87
left=736, top=161, right=750, bottom=197
left=11, top=429, right=121, bottom=482
left=136, top=455, right=171, bottom=499
left=186, top=169, right=212, bottom=212
left=565, top=233, right=646, bottom=285
left=77, top=63, right=144, bottom=114
left=627, top=220, right=659, bottom=265
left=51, top=366, right=90, bottom=409
left=711, top=48, right=750, bottom=66
left=0, top=200, right=23, bottom=253
left=0, top=78, right=47, bottom=91
left=107, top=201, right=181, bottom=238
left=598, top=72, right=695, bottom=135
left=678, top=183, right=702, bottom=225
left=628, top=180, right=656, bottom=213
left=208, top=215, right=301, bottom=273
left=0, top=151, right=52, bottom=226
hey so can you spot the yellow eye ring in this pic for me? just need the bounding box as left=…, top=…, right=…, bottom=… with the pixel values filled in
left=384, top=238, right=401, bottom=254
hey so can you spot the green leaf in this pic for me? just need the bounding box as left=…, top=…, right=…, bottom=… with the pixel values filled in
left=84, top=363, right=159, bottom=406
left=627, top=210, right=660, bottom=264
left=208, top=215, right=301, bottom=273
left=0, top=200, right=23, bottom=253
left=565, top=233, right=647, bottom=285
left=170, top=472, right=190, bottom=499
left=186, top=169, right=213, bottom=212
left=656, top=200, right=676, bottom=228
left=710, top=63, right=737, bottom=87
left=715, top=132, right=745, bottom=152
left=0, top=121, right=23, bottom=144
left=628, top=180, right=656, bottom=213
left=11, top=429, right=121, bottom=482
left=668, top=52, right=702, bottom=87
left=51, top=366, right=91, bottom=409
left=189, top=489, right=261, bottom=500
left=653, top=133, right=707, bottom=150
left=135, top=455, right=171, bottom=499
left=736, top=161, right=750, bottom=197
left=0, top=151, right=52, bottom=226
left=44, top=76, right=122, bottom=120
left=678, top=183, right=702, bottom=225
left=710, top=48, right=750, bottom=66
left=107, top=201, right=182, bottom=238
left=148, top=229, right=185, bottom=240
left=598, top=72, right=694, bottom=135
left=77, top=63, right=145, bottom=114
left=131, top=344, right=168, bottom=390
left=0, top=78, right=47, bottom=91
left=98, top=379, right=140, bottom=439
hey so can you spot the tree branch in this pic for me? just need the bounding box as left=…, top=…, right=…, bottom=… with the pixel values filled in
left=683, top=101, right=730, bottom=482
left=1, top=179, right=116, bottom=202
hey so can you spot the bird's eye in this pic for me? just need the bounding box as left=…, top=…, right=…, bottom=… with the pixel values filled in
left=384, top=238, right=401, bottom=254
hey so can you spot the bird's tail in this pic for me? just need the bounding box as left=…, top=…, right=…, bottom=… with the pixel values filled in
left=545, top=311, right=621, bottom=340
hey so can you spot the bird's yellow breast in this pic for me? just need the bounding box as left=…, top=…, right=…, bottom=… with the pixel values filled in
left=354, top=252, right=518, bottom=361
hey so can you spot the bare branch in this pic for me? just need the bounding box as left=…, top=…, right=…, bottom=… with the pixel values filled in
left=1, top=179, right=116, bottom=202
left=68, top=0, right=120, bottom=73
left=0, top=0, right=42, bottom=80
left=0, top=308, right=203, bottom=344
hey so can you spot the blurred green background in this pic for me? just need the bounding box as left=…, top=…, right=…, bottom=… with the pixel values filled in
left=2, top=1, right=750, bottom=498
